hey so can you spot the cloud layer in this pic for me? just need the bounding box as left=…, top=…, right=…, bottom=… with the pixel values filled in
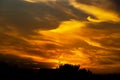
left=0, top=0, right=120, bottom=73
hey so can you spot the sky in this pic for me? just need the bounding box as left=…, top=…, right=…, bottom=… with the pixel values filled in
left=0, top=0, right=120, bottom=74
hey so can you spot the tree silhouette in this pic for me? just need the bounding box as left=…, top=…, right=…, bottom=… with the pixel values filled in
left=58, top=64, right=80, bottom=72
left=0, top=62, right=120, bottom=80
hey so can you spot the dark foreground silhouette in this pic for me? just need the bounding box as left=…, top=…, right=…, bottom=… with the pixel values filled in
left=0, top=62, right=120, bottom=80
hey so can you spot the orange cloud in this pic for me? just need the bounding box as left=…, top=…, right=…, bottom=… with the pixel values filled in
left=1, top=18, right=119, bottom=71
left=32, top=19, right=100, bottom=67
left=70, top=0, right=120, bottom=23
left=37, top=20, right=85, bottom=46
left=37, top=19, right=103, bottom=48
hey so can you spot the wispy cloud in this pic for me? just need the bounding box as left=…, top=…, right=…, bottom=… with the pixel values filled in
left=70, top=0, right=120, bottom=23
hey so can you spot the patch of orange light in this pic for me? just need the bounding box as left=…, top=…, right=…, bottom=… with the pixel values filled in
left=70, top=0, right=120, bottom=23
left=37, top=20, right=86, bottom=46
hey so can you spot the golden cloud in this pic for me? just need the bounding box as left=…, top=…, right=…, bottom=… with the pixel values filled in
left=1, top=18, right=119, bottom=71
left=37, top=19, right=104, bottom=48
left=70, top=0, right=120, bottom=23
left=30, top=19, right=104, bottom=67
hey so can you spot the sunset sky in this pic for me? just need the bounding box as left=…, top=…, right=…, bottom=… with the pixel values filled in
left=0, top=0, right=120, bottom=74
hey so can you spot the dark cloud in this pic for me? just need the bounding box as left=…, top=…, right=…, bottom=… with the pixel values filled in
left=76, top=0, right=120, bottom=15
left=0, top=54, right=56, bottom=68
left=0, top=33, right=58, bottom=59
left=110, top=0, right=120, bottom=13
left=0, top=0, right=88, bottom=36
left=0, top=33, right=29, bottom=48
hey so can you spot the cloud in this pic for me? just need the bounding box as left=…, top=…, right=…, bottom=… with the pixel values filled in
left=110, top=0, right=120, bottom=13
left=70, top=0, right=120, bottom=23
left=0, top=33, right=59, bottom=69
left=0, top=54, right=57, bottom=68
left=0, top=0, right=87, bottom=36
